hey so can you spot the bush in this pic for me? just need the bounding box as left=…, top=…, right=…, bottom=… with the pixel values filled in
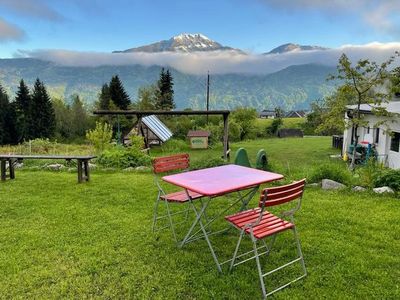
left=161, top=139, right=190, bottom=153
left=190, top=156, right=226, bottom=171
left=374, top=169, right=400, bottom=191
left=98, top=145, right=151, bottom=169
left=232, top=107, right=257, bottom=140
left=86, top=122, right=113, bottom=153
left=355, top=159, right=385, bottom=188
left=266, top=118, right=283, bottom=136
left=308, top=163, right=352, bottom=185
left=23, top=138, right=58, bottom=154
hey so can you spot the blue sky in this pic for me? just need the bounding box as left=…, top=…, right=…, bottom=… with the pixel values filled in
left=0, top=0, right=399, bottom=58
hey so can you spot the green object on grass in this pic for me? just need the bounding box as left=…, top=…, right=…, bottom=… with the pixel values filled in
left=234, top=147, right=251, bottom=167
left=256, top=149, right=268, bottom=170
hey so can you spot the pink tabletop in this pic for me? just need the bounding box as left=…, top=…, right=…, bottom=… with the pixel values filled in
left=162, top=164, right=284, bottom=196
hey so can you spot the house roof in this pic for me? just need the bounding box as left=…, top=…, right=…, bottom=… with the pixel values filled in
left=285, top=110, right=307, bottom=118
left=259, top=110, right=276, bottom=116
left=142, top=115, right=173, bottom=142
left=346, top=101, right=400, bottom=115
left=187, top=130, right=210, bottom=137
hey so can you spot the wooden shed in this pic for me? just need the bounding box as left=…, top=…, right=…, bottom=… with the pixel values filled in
left=187, top=130, right=210, bottom=149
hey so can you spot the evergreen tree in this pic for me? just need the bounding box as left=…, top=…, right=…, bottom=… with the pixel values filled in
left=156, top=68, right=175, bottom=110
left=109, top=75, right=131, bottom=110
left=98, top=83, right=111, bottom=110
left=14, top=79, right=32, bottom=141
left=30, top=78, right=56, bottom=138
left=0, top=85, right=17, bottom=144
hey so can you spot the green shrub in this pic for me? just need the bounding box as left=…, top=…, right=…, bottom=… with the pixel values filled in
left=232, top=107, right=257, bottom=140
left=355, top=159, right=385, bottom=188
left=374, top=169, right=400, bottom=191
left=23, top=138, right=58, bottom=154
left=160, top=139, right=190, bottom=153
left=308, top=163, right=352, bottom=185
left=98, top=145, right=151, bottom=169
left=86, top=122, right=113, bottom=153
left=190, top=156, right=226, bottom=170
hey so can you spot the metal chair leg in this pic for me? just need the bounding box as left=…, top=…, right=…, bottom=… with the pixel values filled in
left=292, top=226, right=307, bottom=276
left=229, top=229, right=245, bottom=271
left=251, top=233, right=267, bottom=299
left=165, top=200, right=178, bottom=242
left=152, top=192, right=161, bottom=232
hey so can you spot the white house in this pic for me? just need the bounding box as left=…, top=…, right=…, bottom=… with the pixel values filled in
left=343, top=101, right=400, bottom=169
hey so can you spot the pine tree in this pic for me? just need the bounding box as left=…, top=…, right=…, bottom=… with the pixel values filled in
left=30, top=78, right=56, bottom=138
left=0, top=85, right=17, bottom=145
left=156, top=68, right=175, bottom=110
left=109, top=75, right=131, bottom=110
left=14, top=79, right=32, bottom=141
left=98, top=83, right=111, bottom=110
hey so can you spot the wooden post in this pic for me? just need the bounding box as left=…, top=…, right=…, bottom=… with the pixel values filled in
left=77, top=159, right=83, bottom=183
left=1, top=159, right=6, bottom=181
left=137, top=115, right=149, bottom=149
left=84, top=160, right=90, bottom=182
left=223, top=113, right=229, bottom=161
left=9, top=159, right=15, bottom=179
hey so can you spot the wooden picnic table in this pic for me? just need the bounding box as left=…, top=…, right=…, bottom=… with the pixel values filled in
left=0, top=155, right=96, bottom=183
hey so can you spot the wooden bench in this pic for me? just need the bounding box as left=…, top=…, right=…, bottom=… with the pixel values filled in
left=0, top=155, right=96, bottom=183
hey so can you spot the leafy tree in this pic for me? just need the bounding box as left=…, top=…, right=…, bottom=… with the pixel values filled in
left=30, top=78, right=56, bottom=139
left=327, top=53, right=398, bottom=169
left=232, top=107, right=257, bottom=140
left=14, top=79, right=32, bottom=141
left=86, top=121, right=113, bottom=153
left=391, top=67, right=400, bottom=96
left=135, top=85, right=158, bottom=110
left=0, top=85, right=17, bottom=144
left=53, top=97, right=73, bottom=139
left=109, top=75, right=131, bottom=110
left=156, top=68, right=175, bottom=110
left=70, top=94, right=90, bottom=137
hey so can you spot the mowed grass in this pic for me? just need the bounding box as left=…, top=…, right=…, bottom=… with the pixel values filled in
left=1, top=137, right=399, bottom=299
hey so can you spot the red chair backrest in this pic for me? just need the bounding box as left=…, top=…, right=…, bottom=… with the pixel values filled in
left=153, top=153, right=190, bottom=174
left=259, top=179, right=306, bottom=208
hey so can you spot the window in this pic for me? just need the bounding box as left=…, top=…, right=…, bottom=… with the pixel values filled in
left=375, top=128, right=380, bottom=144
left=390, top=132, right=400, bottom=152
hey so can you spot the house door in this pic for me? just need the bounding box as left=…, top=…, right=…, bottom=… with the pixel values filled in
left=388, top=132, right=400, bottom=169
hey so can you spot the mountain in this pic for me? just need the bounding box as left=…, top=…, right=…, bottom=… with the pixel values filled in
left=113, top=33, right=244, bottom=54
left=0, top=58, right=336, bottom=111
left=265, top=43, right=328, bottom=54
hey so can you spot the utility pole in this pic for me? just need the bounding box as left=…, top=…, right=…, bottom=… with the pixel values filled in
left=206, top=71, right=210, bottom=123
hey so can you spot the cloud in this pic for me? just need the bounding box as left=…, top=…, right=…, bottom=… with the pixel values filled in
left=258, top=0, right=400, bottom=36
left=0, top=18, right=25, bottom=42
left=0, top=0, right=63, bottom=21
left=16, top=42, right=400, bottom=75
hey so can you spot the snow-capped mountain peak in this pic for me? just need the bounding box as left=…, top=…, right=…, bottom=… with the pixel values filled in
left=113, top=33, right=244, bottom=54
left=265, top=43, right=328, bottom=55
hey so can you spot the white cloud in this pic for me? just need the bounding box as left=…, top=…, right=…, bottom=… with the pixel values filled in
left=0, top=18, right=25, bottom=42
left=0, top=0, right=63, bottom=21
left=16, top=42, right=400, bottom=75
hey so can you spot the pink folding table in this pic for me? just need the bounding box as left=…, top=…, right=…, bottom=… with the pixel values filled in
left=162, top=164, right=283, bottom=272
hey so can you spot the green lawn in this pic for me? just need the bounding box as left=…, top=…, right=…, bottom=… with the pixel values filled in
left=1, top=137, right=399, bottom=299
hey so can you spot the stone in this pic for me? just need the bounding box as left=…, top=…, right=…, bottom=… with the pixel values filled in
left=352, top=186, right=366, bottom=192
left=373, top=186, right=394, bottom=194
left=329, top=154, right=342, bottom=159
left=46, top=163, right=65, bottom=171
left=14, top=163, right=24, bottom=169
left=135, top=166, right=151, bottom=172
left=88, top=163, right=96, bottom=170
left=123, top=167, right=135, bottom=172
left=307, top=183, right=320, bottom=187
left=321, top=179, right=346, bottom=190
left=67, top=167, right=76, bottom=173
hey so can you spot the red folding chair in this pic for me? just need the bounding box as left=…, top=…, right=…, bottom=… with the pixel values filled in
left=225, top=179, right=307, bottom=299
left=152, top=153, right=204, bottom=242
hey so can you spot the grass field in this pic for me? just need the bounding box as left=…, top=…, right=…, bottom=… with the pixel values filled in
left=1, top=137, right=399, bottom=299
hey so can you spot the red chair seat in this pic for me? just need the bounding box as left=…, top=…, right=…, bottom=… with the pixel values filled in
left=160, top=190, right=203, bottom=203
left=225, top=208, right=294, bottom=239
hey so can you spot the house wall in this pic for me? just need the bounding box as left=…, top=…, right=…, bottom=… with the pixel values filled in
left=343, top=113, right=400, bottom=169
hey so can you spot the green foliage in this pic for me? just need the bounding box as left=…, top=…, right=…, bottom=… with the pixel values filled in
left=308, top=163, right=352, bottom=185
left=232, top=107, right=257, bottom=140
left=190, top=156, right=226, bottom=170
left=160, top=139, right=190, bottom=153
left=30, top=78, right=56, bottom=139
left=14, top=79, right=32, bottom=141
left=267, top=117, right=283, bottom=136
left=86, top=122, right=113, bottom=153
left=97, top=83, right=111, bottom=110
left=0, top=84, right=17, bottom=145
left=355, top=159, right=385, bottom=189
left=98, top=145, right=151, bottom=169
left=109, top=75, right=131, bottom=110
left=135, top=85, right=158, bottom=110
left=374, top=169, right=400, bottom=191
left=129, top=134, right=145, bottom=149
left=21, top=138, right=58, bottom=154
left=156, top=68, right=175, bottom=110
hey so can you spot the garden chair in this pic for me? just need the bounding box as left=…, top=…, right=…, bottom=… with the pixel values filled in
left=152, top=153, right=204, bottom=242
left=225, top=179, right=307, bottom=299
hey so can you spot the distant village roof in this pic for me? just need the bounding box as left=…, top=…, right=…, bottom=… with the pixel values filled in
left=187, top=130, right=210, bottom=137
left=142, top=115, right=173, bottom=142
left=285, top=110, right=307, bottom=118
left=259, top=110, right=276, bottom=117
left=346, top=101, right=400, bottom=115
